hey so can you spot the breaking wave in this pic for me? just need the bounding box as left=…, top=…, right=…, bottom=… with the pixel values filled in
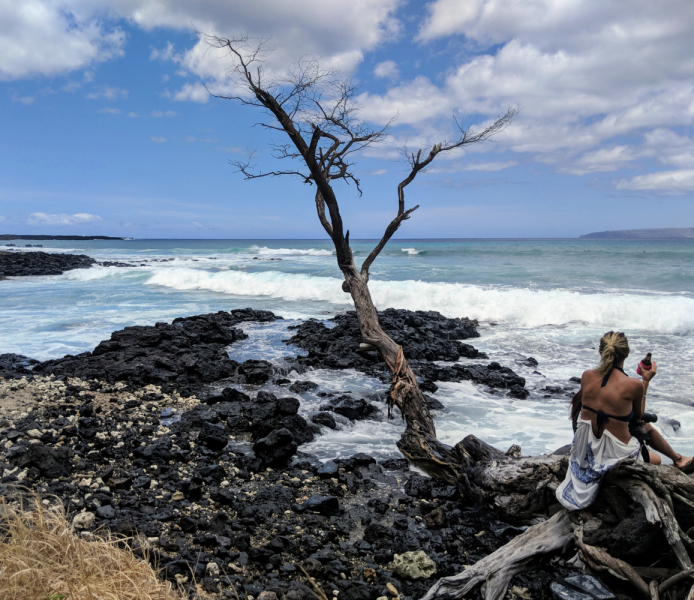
left=145, top=268, right=694, bottom=334
left=249, top=246, right=333, bottom=257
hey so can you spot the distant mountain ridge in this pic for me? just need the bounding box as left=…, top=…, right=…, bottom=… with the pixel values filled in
left=580, top=228, right=694, bottom=240
left=1, top=234, right=126, bottom=241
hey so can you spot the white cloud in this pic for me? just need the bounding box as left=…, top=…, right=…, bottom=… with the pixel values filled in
left=151, top=110, right=177, bottom=117
left=150, top=136, right=167, bottom=143
left=173, top=82, right=209, bottom=103
left=11, top=94, right=34, bottom=105
left=0, top=0, right=402, bottom=96
left=374, top=60, right=399, bottom=80
left=186, top=136, right=219, bottom=143
left=87, top=85, right=128, bottom=100
left=0, top=1, right=124, bottom=80
left=128, top=111, right=138, bottom=117
left=616, top=170, right=694, bottom=194
left=97, top=107, right=121, bottom=114
left=62, top=81, right=82, bottom=92
left=462, top=161, right=517, bottom=172
left=371, top=168, right=388, bottom=175
left=356, top=0, right=694, bottom=191
left=26, top=212, right=103, bottom=225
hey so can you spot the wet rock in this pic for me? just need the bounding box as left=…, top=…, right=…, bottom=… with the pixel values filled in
left=253, top=428, right=297, bottom=466
left=35, top=309, right=279, bottom=392
left=0, top=353, right=40, bottom=378
left=198, top=422, right=229, bottom=451
left=415, top=361, right=526, bottom=395
left=317, top=462, right=339, bottom=478
left=319, top=396, right=375, bottom=420
left=392, top=551, right=437, bottom=580
left=296, top=495, right=340, bottom=516
left=311, top=412, right=337, bottom=430
left=0, top=250, right=95, bottom=278
left=286, top=309, right=483, bottom=376
left=425, top=395, right=445, bottom=410
left=289, top=380, right=318, bottom=394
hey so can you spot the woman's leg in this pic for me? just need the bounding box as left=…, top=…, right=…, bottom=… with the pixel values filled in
left=646, top=449, right=662, bottom=465
left=644, top=424, right=692, bottom=468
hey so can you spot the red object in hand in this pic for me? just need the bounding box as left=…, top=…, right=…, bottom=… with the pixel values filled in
left=636, top=352, right=653, bottom=376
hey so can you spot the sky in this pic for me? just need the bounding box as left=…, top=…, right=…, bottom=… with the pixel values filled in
left=1, top=0, right=694, bottom=239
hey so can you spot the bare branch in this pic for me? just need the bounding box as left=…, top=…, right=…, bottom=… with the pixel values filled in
left=361, top=205, right=419, bottom=278
left=230, top=150, right=312, bottom=184
left=360, top=107, right=518, bottom=275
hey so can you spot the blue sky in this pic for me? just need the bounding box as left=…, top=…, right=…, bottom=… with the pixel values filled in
left=1, top=0, right=694, bottom=239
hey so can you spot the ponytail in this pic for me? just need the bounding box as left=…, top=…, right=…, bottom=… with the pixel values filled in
left=597, top=331, right=629, bottom=377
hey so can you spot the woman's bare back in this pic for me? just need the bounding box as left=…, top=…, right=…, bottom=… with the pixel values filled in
left=580, top=367, right=643, bottom=443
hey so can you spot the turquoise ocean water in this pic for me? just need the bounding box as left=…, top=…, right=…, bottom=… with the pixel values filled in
left=2, top=238, right=693, bottom=460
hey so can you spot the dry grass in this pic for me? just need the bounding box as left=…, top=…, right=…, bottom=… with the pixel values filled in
left=0, top=493, right=186, bottom=600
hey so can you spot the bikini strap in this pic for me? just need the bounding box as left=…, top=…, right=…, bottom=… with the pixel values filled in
left=601, top=366, right=627, bottom=388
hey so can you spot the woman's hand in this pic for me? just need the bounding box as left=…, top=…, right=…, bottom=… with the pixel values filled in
left=642, top=360, right=657, bottom=382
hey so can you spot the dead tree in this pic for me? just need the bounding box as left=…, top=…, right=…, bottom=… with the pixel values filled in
left=205, top=35, right=694, bottom=600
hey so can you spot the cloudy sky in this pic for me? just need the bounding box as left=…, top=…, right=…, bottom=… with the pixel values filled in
left=1, top=0, right=693, bottom=238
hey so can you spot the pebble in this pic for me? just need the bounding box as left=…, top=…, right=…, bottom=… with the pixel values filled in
left=72, top=512, right=95, bottom=530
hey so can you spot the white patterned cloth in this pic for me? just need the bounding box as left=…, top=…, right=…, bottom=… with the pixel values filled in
left=556, top=418, right=641, bottom=510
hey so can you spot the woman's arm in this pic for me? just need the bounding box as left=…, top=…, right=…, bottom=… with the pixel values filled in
left=636, top=361, right=657, bottom=418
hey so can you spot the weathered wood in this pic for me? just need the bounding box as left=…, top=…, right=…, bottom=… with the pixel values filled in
left=659, top=571, right=694, bottom=596
left=573, top=524, right=650, bottom=598
left=649, top=580, right=660, bottom=600
left=421, top=511, right=573, bottom=600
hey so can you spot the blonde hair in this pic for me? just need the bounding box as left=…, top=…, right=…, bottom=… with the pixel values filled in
left=597, top=331, right=629, bottom=377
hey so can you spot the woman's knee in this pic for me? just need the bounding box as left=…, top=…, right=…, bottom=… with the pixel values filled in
left=648, top=450, right=662, bottom=465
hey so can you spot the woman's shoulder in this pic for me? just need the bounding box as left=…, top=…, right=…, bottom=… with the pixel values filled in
left=581, top=369, right=599, bottom=383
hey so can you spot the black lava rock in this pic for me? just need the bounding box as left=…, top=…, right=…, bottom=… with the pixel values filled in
left=289, top=380, right=319, bottom=393
left=319, top=396, right=375, bottom=420
left=35, top=309, right=279, bottom=393
left=286, top=308, right=483, bottom=375
left=15, top=443, right=72, bottom=478
left=198, top=422, right=229, bottom=451
left=0, top=250, right=95, bottom=278
left=252, top=428, right=298, bottom=466
left=298, top=495, right=340, bottom=516
left=311, top=412, right=337, bottom=430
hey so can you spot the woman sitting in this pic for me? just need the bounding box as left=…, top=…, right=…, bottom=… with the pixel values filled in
left=557, top=331, right=692, bottom=511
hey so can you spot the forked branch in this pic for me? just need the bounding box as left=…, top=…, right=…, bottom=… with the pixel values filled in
left=361, top=107, right=519, bottom=277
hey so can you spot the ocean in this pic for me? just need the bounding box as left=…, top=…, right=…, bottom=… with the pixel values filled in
left=2, top=238, right=694, bottom=461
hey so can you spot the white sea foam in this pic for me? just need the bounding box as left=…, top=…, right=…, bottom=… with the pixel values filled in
left=401, top=247, right=421, bottom=255
left=145, top=268, right=694, bottom=334
left=249, top=246, right=333, bottom=257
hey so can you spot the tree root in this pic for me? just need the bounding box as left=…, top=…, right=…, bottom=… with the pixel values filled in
left=413, top=436, right=694, bottom=600
left=421, top=510, right=573, bottom=600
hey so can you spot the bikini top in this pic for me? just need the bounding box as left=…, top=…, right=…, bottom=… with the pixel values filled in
left=581, top=366, right=635, bottom=429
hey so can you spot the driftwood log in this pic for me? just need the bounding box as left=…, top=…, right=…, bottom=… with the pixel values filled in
left=203, top=34, right=694, bottom=600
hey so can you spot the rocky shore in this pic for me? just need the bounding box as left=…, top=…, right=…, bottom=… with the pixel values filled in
left=0, top=250, right=96, bottom=278
left=0, top=308, right=575, bottom=600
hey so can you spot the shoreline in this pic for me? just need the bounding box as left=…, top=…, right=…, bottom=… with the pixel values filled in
left=0, top=308, right=575, bottom=600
